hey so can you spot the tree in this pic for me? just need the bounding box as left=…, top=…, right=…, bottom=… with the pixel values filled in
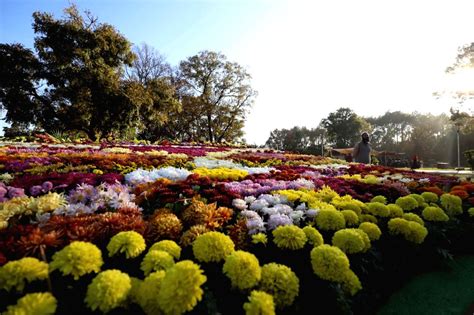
left=321, top=108, right=368, bottom=148
left=177, top=51, right=257, bottom=142
left=125, top=43, right=172, bottom=84
left=0, top=5, right=181, bottom=140
left=0, top=44, right=43, bottom=126
left=265, top=127, right=325, bottom=154
left=366, top=111, right=414, bottom=150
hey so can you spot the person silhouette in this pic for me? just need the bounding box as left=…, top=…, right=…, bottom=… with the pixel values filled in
left=353, top=132, right=371, bottom=164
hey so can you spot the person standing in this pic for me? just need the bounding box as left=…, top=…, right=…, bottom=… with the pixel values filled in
left=353, top=132, right=371, bottom=164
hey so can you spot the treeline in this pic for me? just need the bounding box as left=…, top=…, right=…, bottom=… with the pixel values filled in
left=0, top=5, right=256, bottom=143
left=265, top=108, right=474, bottom=167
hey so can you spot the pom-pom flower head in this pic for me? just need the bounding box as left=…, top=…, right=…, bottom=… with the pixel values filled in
left=272, top=225, right=307, bottom=250
left=387, top=204, right=404, bottom=217
left=440, top=193, right=463, bottom=216
left=332, top=229, right=366, bottom=254
left=140, top=250, right=175, bottom=276
left=149, top=240, right=181, bottom=260
left=107, top=231, right=146, bottom=259
left=314, top=210, right=345, bottom=231
left=341, top=270, right=362, bottom=296
left=157, top=260, right=207, bottom=315
left=310, top=244, right=350, bottom=282
left=302, top=226, right=324, bottom=247
left=388, top=218, right=428, bottom=244
left=192, top=231, right=235, bottom=263
left=49, top=241, right=103, bottom=280
left=0, top=257, right=49, bottom=292
left=422, top=206, right=449, bottom=222
left=85, top=269, right=131, bottom=313
left=366, top=202, right=390, bottom=217
left=358, top=222, right=381, bottom=241
left=371, top=195, right=387, bottom=204
left=421, top=192, right=438, bottom=203
left=395, top=196, right=419, bottom=211
left=259, top=263, right=299, bottom=309
left=341, top=210, right=359, bottom=226
left=136, top=271, right=166, bottom=315
left=243, top=290, right=276, bottom=315
left=4, top=292, right=57, bottom=315
left=251, top=233, right=268, bottom=245
left=223, top=251, right=261, bottom=290
left=403, top=213, right=425, bottom=226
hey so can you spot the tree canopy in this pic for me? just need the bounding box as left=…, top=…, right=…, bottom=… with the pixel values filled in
left=0, top=6, right=255, bottom=143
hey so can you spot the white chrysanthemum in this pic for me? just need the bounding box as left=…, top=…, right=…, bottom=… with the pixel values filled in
left=232, top=199, right=248, bottom=210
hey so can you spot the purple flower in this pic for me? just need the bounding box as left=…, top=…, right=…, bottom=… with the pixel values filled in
left=7, top=187, right=25, bottom=199
left=267, top=213, right=292, bottom=230
left=29, top=185, right=43, bottom=196
left=0, top=186, right=7, bottom=198
left=41, top=181, right=53, bottom=192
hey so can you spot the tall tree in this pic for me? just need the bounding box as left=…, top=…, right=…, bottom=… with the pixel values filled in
left=125, top=43, right=172, bottom=84
left=265, top=127, right=325, bottom=154
left=178, top=51, right=257, bottom=142
left=321, top=107, right=368, bottom=147
left=0, top=5, right=181, bottom=140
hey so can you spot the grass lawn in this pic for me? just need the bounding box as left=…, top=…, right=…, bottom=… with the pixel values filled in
left=378, top=255, right=474, bottom=315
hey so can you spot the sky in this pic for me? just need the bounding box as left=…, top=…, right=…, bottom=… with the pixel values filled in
left=1, top=0, right=474, bottom=144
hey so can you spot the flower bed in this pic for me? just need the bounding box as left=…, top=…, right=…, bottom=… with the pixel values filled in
left=0, top=143, right=473, bottom=314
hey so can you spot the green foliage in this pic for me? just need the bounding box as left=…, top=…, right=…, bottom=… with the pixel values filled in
left=321, top=107, right=368, bottom=148
left=0, top=5, right=181, bottom=141
left=265, top=126, right=325, bottom=154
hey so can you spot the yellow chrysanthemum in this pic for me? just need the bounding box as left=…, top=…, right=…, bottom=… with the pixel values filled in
left=366, top=202, right=390, bottom=217
left=371, top=195, right=387, bottom=204
left=141, top=250, right=175, bottom=276
left=85, top=269, right=131, bottom=313
left=0, top=257, right=49, bottom=292
left=422, top=206, right=449, bottom=222
left=251, top=233, right=268, bottom=245
left=332, top=195, right=365, bottom=216
left=192, top=231, right=235, bottom=263
left=332, top=229, right=366, bottom=254
left=440, top=193, right=463, bottom=216
left=388, top=218, right=428, bottom=244
left=128, top=277, right=142, bottom=305
left=272, top=225, right=307, bottom=250
left=468, top=207, right=474, bottom=217
left=387, top=204, right=404, bottom=218
left=407, top=194, right=424, bottom=207
left=193, top=167, right=248, bottom=180
left=310, top=245, right=350, bottom=282
left=29, top=193, right=67, bottom=213
left=107, top=231, right=146, bottom=259
left=243, top=290, right=276, bottom=315
left=149, top=240, right=181, bottom=260
left=4, top=292, right=57, bottom=315
left=157, top=260, right=207, bottom=315
left=313, top=186, right=339, bottom=202
left=354, top=229, right=371, bottom=252
left=341, top=210, right=359, bottom=226
left=136, top=270, right=166, bottom=315
left=340, top=270, right=362, bottom=296
left=358, top=214, right=378, bottom=223
left=223, top=251, right=261, bottom=290
left=421, top=192, right=438, bottom=203
left=358, top=222, right=381, bottom=241
left=259, top=263, right=299, bottom=309
left=302, top=226, right=324, bottom=247
left=315, top=210, right=345, bottom=231
left=49, top=241, right=103, bottom=280
left=395, top=196, right=419, bottom=211
left=403, top=213, right=425, bottom=226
